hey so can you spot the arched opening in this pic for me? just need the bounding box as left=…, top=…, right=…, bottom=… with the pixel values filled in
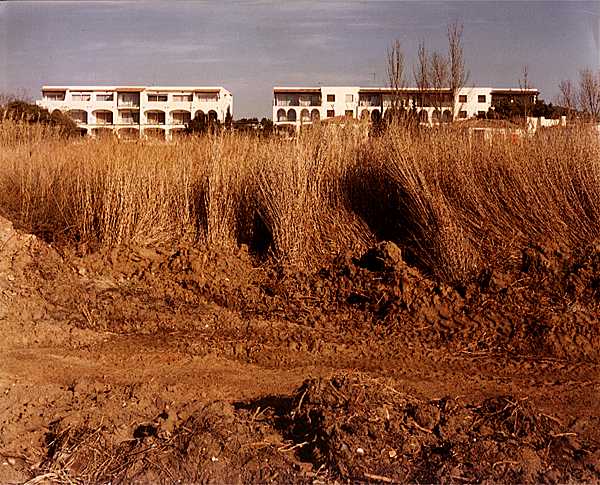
left=92, top=127, right=113, bottom=138
left=170, top=128, right=187, bottom=140
left=145, top=110, right=165, bottom=125
left=300, top=109, right=310, bottom=123
left=277, top=109, right=286, bottom=122
left=419, top=110, right=428, bottom=123
left=145, top=128, right=165, bottom=140
left=194, top=110, right=205, bottom=120
left=432, top=110, right=441, bottom=123
left=118, top=128, right=139, bottom=139
left=69, top=110, right=88, bottom=124
left=171, top=110, right=191, bottom=125
left=371, top=109, right=381, bottom=123
left=207, top=110, right=218, bottom=123
left=287, top=109, right=297, bottom=122
left=93, top=110, right=113, bottom=125
left=442, top=109, right=452, bottom=123
left=311, top=109, right=320, bottom=121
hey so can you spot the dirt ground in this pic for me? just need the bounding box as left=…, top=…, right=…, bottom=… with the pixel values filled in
left=0, top=214, right=599, bottom=484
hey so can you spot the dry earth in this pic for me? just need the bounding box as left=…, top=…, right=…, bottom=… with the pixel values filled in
left=0, top=215, right=599, bottom=484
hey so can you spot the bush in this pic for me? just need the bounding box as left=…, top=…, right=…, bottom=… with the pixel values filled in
left=1, top=101, right=80, bottom=137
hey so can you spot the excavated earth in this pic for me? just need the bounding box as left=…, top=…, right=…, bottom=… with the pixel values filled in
left=0, top=215, right=599, bottom=484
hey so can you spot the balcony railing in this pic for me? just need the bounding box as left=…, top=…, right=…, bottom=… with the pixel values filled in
left=118, top=101, right=139, bottom=108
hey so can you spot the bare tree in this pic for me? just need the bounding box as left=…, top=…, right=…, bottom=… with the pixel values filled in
left=413, top=39, right=429, bottom=109
left=577, top=68, right=600, bottom=121
left=387, top=39, right=406, bottom=113
left=447, top=21, right=469, bottom=117
left=518, top=64, right=532, bottom=119
left=429, top=50, right=449, bottom=118
left=558, top=79, right=576, bottom=119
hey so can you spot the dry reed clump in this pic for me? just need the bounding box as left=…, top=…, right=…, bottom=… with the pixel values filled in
left=0, top=119, right=599, bottom=283
left=363, top=123, right=600, bottom=282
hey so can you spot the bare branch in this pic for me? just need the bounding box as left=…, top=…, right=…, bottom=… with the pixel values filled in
left=558, top=80, right=575, bottom=111
left=577, top=68, right=600, bottom=121
left=447, top=21, right=469, bottom=116
left=413, top=39, right=429, bottom=108
left=429, top=51, right=449, bottom=114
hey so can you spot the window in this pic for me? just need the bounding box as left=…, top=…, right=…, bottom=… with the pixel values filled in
left=118, top=93, right=140, bottom=107
left=345, top=110, right=354, bottom=117
left=477, top=110, right=486, bottom=117
left=458, top=95, right=467, bottom=103
left=458, top=110, right=467, bottom=119
left=69, top=111, right=87, bottom=123
left=196, top=92, right=218, bottom=102
left=146, top=112, right=165, bottom=124
left=43, top=91, right=65, bottom=101
left=327, top=94, right=335, bottom=102
left=172, top=112, right=191, bottom=124
left=173, top=94, right=192, bottom=102
left=95, top=111, right=113, bottom=124
left=345, top=94, right=354, bottom=103
left=96, top=93, right=113, bottom=101
left=478, top=95, right=486, bottom=103
left=147, top=93, right=168, bottom=102
left=120, top=112, right=139, bottom=124
left=71, top=92, right=91, bottom=101
left=326, top=109, right=335, bottom=117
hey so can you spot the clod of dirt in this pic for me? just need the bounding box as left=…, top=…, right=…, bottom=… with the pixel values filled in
left=283, top=373, right=600, bottom=483
left=356, top=241, right=404, bottom=273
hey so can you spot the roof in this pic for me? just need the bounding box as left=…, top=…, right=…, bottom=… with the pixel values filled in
left=41, top=85, right=228, bottom=93
left=273, top=87, right=321, bottom=93
left=491, top=88, right=539, bottom=94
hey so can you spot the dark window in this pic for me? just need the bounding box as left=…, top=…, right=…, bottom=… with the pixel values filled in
left=326, top=109, right=335, bottom=117
left=327, top=94, right=335, bottom=102
left=148, top=94, right=168, bottom=102
left=345, top=110, right=353, bottom=117
left=459, top=95, right=467, bottom=103
left=458, top=110, right=467, bottom=119
left=478, top=95, right=486, bottom=103
left=478, top=110, right=486, bottom=117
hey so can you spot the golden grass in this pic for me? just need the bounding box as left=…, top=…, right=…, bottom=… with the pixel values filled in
left=1, top=119, right=599, bottom=283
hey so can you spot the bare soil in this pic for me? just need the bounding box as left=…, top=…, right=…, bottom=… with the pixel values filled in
left=0, top=216, right=599, bottom=484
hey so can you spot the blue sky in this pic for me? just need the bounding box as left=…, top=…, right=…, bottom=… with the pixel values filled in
left=1, top=0, right=599, bottom=118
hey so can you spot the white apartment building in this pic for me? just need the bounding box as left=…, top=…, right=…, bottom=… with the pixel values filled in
left=36, top=85, right=233, bottom=139
left=273, top=86, right=539, bottom=128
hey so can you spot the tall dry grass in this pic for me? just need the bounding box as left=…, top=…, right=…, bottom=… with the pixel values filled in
left=1, top=119, right=599, bottom=283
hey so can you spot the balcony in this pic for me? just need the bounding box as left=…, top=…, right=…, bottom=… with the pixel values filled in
left=145, top=110, right=166, bottom=125
left=93, top=110, right=114, bottom=125
left=170, top=110, right=191, bottom=125
left=117, top=93, right=140, bottom=108
left=274, top=94, right=321, bottom=107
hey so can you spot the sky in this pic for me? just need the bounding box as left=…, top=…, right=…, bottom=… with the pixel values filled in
left=1, top=0, right=599, bottom=118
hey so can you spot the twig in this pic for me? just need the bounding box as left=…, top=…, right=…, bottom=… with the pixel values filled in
left=411, top=420, right=434, bottom=434
left=492, top=460, right=518, bottom=469
left=364, top=471, right=395, bottom=483
left=540, top=413, right=562, bottom=426
left=278, top=441, right=308, bottom=452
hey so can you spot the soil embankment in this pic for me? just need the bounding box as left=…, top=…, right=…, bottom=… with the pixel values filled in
left=0, top=216, right=599, bottom=483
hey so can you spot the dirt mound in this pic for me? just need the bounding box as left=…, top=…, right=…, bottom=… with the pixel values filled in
left=38, top=400, right=304, bottom=484
left=2, top=223, right=600, bottom=484
left=30, top=373, right=600, bottom=484
left=284, top=373, right=600, bottom=483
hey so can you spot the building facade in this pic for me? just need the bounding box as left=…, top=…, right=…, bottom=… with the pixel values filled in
left=36, top=85, right=233, bottom=139
left=273, top=86, right=539, bottom=128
